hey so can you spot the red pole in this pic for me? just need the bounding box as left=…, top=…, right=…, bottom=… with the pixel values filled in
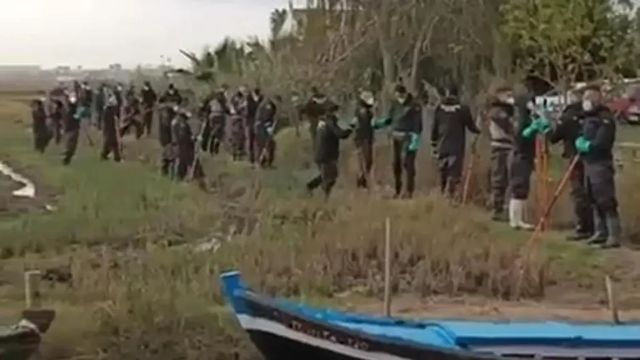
left=526, top=155, right=580, bottom=249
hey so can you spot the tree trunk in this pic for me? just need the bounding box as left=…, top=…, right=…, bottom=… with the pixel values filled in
left=375, top=1, right=394, bottom=112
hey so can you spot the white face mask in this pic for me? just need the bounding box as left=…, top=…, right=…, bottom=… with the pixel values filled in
left=582, top=100, right=593, bottom=112
left=505, top=97, right=515, bottom=105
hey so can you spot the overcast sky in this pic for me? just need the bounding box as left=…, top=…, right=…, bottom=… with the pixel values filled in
left=0, top=0, right=293, bottom=69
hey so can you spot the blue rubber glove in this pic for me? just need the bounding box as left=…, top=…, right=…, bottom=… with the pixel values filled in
left=575, top=136, right=592, bottom=154
left=407, top=132, right=420, bottom=152
left=372, top=117, right=392, bottom=130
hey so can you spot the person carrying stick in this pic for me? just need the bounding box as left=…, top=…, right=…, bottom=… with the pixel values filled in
left=548, top=89, right=594, bottom=241
left=430, top=85, right=480, bottom=199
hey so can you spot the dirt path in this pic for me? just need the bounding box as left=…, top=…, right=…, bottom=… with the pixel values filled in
left=354, top=294, right=640, bottom=322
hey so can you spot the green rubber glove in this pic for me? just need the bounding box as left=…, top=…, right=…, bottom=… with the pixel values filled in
left=522, top=123, right=538, bottom=139
left=407, top=132, right=420, bottom=152
left=74, top=106, right=88, bottom=120
left=575, top=136, right=592, bottom=154
left=372, top=117, right=392, bottom=130
left=536, top=115, right=551, bottom=134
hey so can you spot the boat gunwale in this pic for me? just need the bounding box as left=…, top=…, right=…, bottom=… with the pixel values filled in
left=236, top=289, right=502, bottom=360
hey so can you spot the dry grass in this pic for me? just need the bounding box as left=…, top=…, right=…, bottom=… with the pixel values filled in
left=0, top=95, right=638, bottom=358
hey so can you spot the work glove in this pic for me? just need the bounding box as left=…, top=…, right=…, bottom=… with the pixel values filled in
left=535, top=115, right=552, bottom=134
left=266, top=126, right=275, bottom=136
left=522, top=123, right=538, bottom=139
left=575, top=136, right=592, bottom=154
left=372, top=117, right=392, bottom=130
left=407, top=132, right=420, bottom=152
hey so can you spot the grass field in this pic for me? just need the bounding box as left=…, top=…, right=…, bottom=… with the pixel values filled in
left=1, top=93, right=640, bottom=359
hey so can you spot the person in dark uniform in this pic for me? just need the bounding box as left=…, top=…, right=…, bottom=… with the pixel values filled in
left=202, top=90, right=229, bottom=155
left=507, top=85, right=540, bottom=230
left=352, top=90, right=375, bottom=189
left=100, top=88, right=122, bottom=162
left=255, top=95, right=278, bottom=168
left=49, top=97, right=65, bottom=144
left=80, top=81, right=93, bottom=122
left=140, top=81, right=157, bottom=137
left=120, top=87, right=143, bottom=139
left=302, top=87, right=334, bottom=147
left=161, top=83, right=183, bottom=105
left=373, top=84, right=423, bottom=198
left=549, top=90, right=594, bottom=241
left=306, top=103, right=352, bottom=198
left=487, top=86, right=516, bottom=221
left=230, top=90, right=248, bottom=161
left=31, top=99, right=51, bottom=153
left=575, top=85, right=622, bottom=249
left=94, top=84, right=106, bottom=129
left=430, top=86, right=480, bottom=198
left=114, top=83, right=124, bottom=117
left=62, top=92, right=81, bottom=165
left=246, top=87, right=263, bottom=163
left=159, top=103, right=177, bottom=176
left=171, top=109, right=205, bottom=187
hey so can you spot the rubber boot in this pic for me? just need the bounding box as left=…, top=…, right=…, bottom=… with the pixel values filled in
left=587, top=213, right=608, bottom=246
left=566, top=230, right=592, bottom=242
left=601, top=215, right=622, bottom=249
left=509, top=199, right=534, bottom=231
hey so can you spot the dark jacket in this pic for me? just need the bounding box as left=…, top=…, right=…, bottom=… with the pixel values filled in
left=302, top=95, right=334, bottom=120
left=549, top=102, right=583, bottom=158
left=247, top=94, right=262, bottom=123
left=581, top=105, right=616, bottom=164
left=487, top=101, right=515, bottom=150
left=102, top=104, right=119, bottom=137
left=172, top=118, right=194, bottom=154
left=141, top=86, right=157, bottom=107
left=51, top=100, right=64, bottom=123
left=256, top=98, right=277, bottom=125
left=513, top=94, right=536, bottom=159
left=159, top=106, right=176, bottom=146
left=32, top=107, right=47, bottom=132
left=430, top=97, right=479, bottom=156
left=354, top=100, right=374, bottom=144
left=255, top=98, right=277, bottom=138
left=160, top=89, right=182, bottom=105
left=95, top=88, right=105, bottom=111
left=387, top=94, right=422, bottom=134
left=314, top=114, right=351, bottom=163
left=65, top=102, right=80, bottom=131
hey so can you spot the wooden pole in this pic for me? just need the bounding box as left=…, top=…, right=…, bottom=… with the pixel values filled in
left=383, top=217, right=392, bottom=317
left=24, top=270, right=41, bottom=309
left=605, top=276, right=621, bottom=324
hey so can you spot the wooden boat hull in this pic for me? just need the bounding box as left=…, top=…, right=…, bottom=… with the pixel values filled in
left=237, top=293, right=495, bottom=360
left=0, top=310, right=55, bottom=360
left=221, top=272, right=640, bottom=360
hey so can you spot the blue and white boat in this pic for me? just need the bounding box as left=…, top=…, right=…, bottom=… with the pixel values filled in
left=221, top=271, right=640, bottom=360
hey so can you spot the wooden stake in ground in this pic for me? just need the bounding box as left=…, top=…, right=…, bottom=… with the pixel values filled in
left=24, top=270, right=42, bottom=309
left=605, top=276, right=621, bottom=324
left=383, top=217, right=392, bottom=317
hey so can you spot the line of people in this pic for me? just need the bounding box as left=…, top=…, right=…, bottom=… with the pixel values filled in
left=301, top=81, right=621, bottom=249
left=31, top=79, right=623, bottom=249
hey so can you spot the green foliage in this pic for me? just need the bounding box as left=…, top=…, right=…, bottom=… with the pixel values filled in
left=501, top=0, right=637, bottom=84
